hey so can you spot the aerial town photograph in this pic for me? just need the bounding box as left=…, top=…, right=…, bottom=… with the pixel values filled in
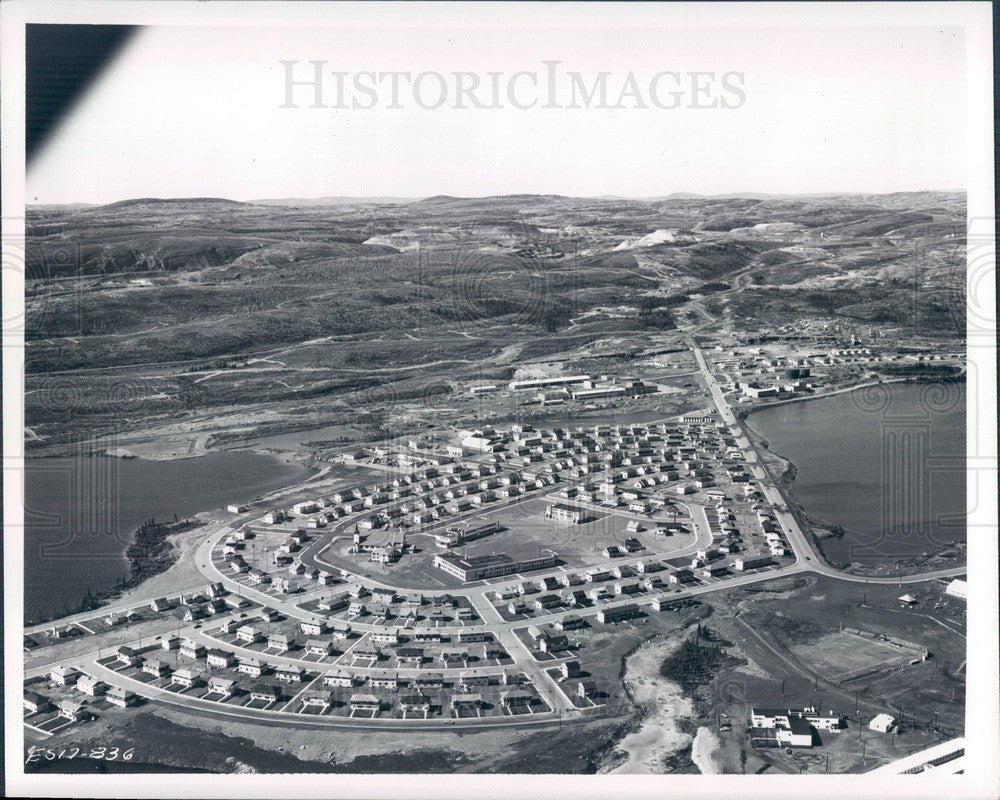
left=3, top=3, right=996, bottom=799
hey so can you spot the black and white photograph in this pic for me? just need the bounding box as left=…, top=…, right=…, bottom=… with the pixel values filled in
left=2, top=2, right=997, bottom=798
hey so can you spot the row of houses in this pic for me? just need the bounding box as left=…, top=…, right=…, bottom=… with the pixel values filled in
left=339, top=687, right=538, bottom=715
left=281, top=419, right=739, bottom=542
left=36, top=673, right=139, bottom=713
left=271, top=459, right=524, bottom=529
left=491, top=556, right=695, bottom=607
left=321, top=667, right=521, bottom=691
left=150, top=668, right=533, bottom=711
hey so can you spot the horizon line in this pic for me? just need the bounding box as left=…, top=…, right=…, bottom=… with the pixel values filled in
left=26, top=188, right=967, bottom=208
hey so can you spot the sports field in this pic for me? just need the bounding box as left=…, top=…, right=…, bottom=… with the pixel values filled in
left=789, top=630, right=918, bottom=680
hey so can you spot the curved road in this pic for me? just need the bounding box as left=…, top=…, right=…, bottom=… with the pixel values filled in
left=25, top=336, right=966, bottom=738
left=687, top=335, right=965, bottom=586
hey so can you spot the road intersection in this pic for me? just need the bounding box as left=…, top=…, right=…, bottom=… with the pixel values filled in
left=23, top=337, right=965, bottom=736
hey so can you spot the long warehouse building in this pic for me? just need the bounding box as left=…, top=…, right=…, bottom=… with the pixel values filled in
left=508, top=375, right=590, bottom=391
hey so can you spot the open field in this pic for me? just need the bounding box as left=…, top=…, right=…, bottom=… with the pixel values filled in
left=789, top=631, right=920, bottom=680
left=436, top=498, right=697, bottom=568
left=669, top=573, right=966, bottom=774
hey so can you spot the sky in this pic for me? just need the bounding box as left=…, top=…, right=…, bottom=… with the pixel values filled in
left=26, top=21, right=968, bottom=204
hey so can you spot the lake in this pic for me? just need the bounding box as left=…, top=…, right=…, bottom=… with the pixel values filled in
left=23, top=451, right=314, bottom=623
left=224, top=423, right=367, bottom=452
left=746, top=381, right=966, bottom=567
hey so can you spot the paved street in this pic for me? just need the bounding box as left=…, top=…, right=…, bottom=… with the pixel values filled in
left=22, top=338, right=965, bottom=737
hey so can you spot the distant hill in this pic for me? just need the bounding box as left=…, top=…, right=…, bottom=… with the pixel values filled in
left=26, top=202, right=96, bottom=211
left=252, top=196, right=418, bottom=206
left=98, top=197, right=253, bottom=211
left=27, top=190, right=964, bottom=210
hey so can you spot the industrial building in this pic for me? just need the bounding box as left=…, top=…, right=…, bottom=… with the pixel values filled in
left=570, top=386, right=626, bottom=401
left=508, top=375, right=590, bottom=391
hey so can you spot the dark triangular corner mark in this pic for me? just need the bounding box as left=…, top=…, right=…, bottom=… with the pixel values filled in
left=26, top=24, right=140, bottom=165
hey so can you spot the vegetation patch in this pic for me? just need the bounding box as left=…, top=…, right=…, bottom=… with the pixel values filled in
left=659, top=625, right=741, bottom=692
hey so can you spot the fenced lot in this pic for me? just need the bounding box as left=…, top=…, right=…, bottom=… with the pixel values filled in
left=790, top=630, right=921, bottom=681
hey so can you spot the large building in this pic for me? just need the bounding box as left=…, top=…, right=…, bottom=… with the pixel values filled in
left=433, top=552, right=558, bottom=582
left=545, top=503, right=585, bottom=524
left=743, top=385, right=780, bottom=399
left=749, top=707, right=842, bottom=748
left=434, top=521, right=501, bottom=548
left=568, top=379, right=656, bottom=401
left=508, top=375, right=590, bottom=391
left=570, top=386, right=626, bottom=401
left=680, top=409, right=715, bottom=424
left=868, top=737, right=965, bottom=775
left=597, top=604, right=641, bottom=624
left=460, top=435, right=498, bottom=453
left=734, top=555, right=773, bottom=571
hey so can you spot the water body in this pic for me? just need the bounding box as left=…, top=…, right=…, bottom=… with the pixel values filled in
left=23, top=451, right=314, bottom=622
left=746, top=381, right=965, bottom=567
left=226, top=423, right=367, bottom=452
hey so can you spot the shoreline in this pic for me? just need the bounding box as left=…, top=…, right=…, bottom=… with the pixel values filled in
left=740, top=372, right=964, bottom=414
left=24, top=441, right=316, bottom=465
left=23, top=450, right=319, bottom=625
left=24, top=517, right=203, bottom=627
left=744, top=380, right=968, bottom=577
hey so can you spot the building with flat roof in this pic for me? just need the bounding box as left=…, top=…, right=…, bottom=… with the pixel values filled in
left=570, top=386, right=626, bottom=401
left=734, top=555, right=774, bottom=571
left=868, top=737, right=965, bottom=775
left=749, top=706, right=842, bottom=748
left=545, top=503, right=584, bottom=524
left=434, top=521, right=501, bottom=548
left=597, top=604, right=641, bottom=624
left=433, top=551, right=558, bottom=582
left=508, top=375, right=590, bottom=391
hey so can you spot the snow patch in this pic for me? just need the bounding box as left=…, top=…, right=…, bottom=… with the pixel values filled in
left=614, top=229, right=681, bottom=250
